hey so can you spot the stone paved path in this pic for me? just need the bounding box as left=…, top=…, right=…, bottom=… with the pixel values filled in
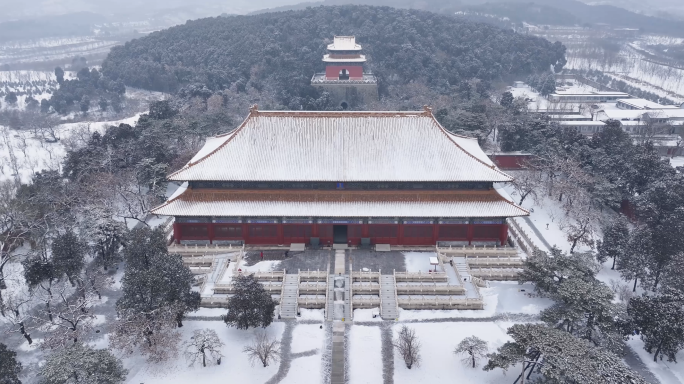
left=380, top=275, right=398, bottom=320
left=330, top=322, right=345, bottom=384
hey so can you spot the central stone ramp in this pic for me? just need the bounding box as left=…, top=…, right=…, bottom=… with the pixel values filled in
left=280, top=274, right=299, bottom=319
left=380, top=274, right=398, bottom=320
left=331, top=322, right=345, bottom=384
left=334, top=249, right=346, bottom=275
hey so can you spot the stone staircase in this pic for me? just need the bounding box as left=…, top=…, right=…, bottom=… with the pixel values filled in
left=380, top=274, right=398, bottom=320
left=280, top=274, right=299, bottom=319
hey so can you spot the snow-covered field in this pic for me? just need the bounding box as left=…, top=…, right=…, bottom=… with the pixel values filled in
left=0, top=114, right=141, bottom=183
left=566, top=50, right=684, bottom=100
left=349, top=325, right=383, bottom=384
left=391, top=322, right=514, bottom=384
left=123, top=321, right=286, bottom=384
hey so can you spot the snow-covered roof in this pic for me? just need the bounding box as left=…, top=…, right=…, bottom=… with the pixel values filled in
left=322, top=54, right=367, bottom=63
left=327, top=36, right=362, bottom=51
left=151, top=189, right=529, bottom=218
left=551, top=90, right=629, bottom=96
left=168, top=107, right=512, bottom=183
left=558, top=121, right=606, bottom=126
left=598, top=109, right=646, bottom=120
left=645, top=109, right=684, bottom=119
left=617, top=98, right=674, bottom=110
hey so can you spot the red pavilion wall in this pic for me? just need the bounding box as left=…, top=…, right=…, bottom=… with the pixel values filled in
left=173, top=222, right=509, bottom=246
left=325, top=65, right=364, bottom=80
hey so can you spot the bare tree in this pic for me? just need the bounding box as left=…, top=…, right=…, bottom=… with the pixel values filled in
left=394, top=325, right=421, bottom=369
left=109, top=305, right=182, bottom=363
left=243, top=332, right=280, bottom=368
left=562, top=192, right=600, bottom=253
left=2, top=289, right=35, bottom=345
left=454, top=336, right=488, bottom=368
left=511, top=170, right=540, bottom=206
left=184, top=328, right=225, bottom=367
left=35, top=271, right=112, bottom=349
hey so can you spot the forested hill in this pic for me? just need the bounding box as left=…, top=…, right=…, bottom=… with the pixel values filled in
left=102, top=5, right=566, bottom=98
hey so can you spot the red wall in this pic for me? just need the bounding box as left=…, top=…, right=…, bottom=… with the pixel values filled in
left=174, top=222, right=509, bottom=246
left=325, top=65, right=364, bottom=80
left=488, top=154, right=534, bottom=170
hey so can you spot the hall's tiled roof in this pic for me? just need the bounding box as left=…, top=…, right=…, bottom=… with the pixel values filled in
left=168, top=107, right=513, bottom=183
left=151, top=188, right=529, bottom=218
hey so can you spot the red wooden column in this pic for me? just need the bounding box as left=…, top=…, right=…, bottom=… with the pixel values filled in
left=467, top=223, right=474, bottom=245
left=208, top=223, right=215, bottom=244
left=173, top=222, right=181, bottom=244
left=312, top=222, right=319, bottom=237
left=432, top=222, right=439, bottom=244
left=397, top=223, right=405, bottom=245
left=277, top=222, right=284, bottom=245
left=242, top=223, right=249, bottom=245
left=362, top=222, right=369, bottom=238
left=500, top=223, right=509, bottom=246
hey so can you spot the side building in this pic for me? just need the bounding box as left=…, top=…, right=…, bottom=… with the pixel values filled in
left=152, top=106, right=529, bottom=247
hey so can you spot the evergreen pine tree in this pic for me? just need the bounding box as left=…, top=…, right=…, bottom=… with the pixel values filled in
left=597, top=215, right=630, bottom=269
left=500, top=91, right=514, bottom=109
left=628, top=288, right=684, bottom=362
left=484, top=324, right=646, bottom=383
left=40, top=344, right=127, bottom=384
left=51, top=230, right=87, bottom=284
left=518, top=247, right=599, bottom=297
left=112, top=227, right=200, bottom=361
left=224, top=274, right=276, bottom=330
left=0, top=343, right=22, bottom=384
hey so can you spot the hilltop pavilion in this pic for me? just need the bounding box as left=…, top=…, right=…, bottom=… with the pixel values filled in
left=152, top=106, right=528, bottom=247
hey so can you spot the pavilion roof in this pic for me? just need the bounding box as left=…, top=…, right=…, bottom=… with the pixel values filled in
left=151, top=188, right=529, bottom=218
left=168, top=107, right=513, bottom=183
left=327, top=36, right=362, bottom=51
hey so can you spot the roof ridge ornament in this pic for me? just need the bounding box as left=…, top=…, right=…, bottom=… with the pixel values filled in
left=249, top=104, right=259, bottom=116
left=423, top=105, right=433, bottom=116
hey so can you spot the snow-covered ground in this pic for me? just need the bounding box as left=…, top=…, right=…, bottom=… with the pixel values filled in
left=0, top=113, right=141, bottom=183
left=403, top=251, right=441, bottom=273
left=566, top=53, right=684, bottom=101
left=627, top=337, right=684, bottom=384
left=670, top=156, right=684, bottom=169
left=349, top=325, right=383, bottom=384
left=122, top=321, right=285, bottom=384
left=390, top=322, right=514, bottom=384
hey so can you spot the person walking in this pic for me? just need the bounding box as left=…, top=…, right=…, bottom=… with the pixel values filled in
left=260, top=251, right=264, bottom=260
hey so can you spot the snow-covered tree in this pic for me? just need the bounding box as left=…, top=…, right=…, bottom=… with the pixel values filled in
left=40, top=344, right=127, bottom=384
left=111, top=227, right=200, bottom=362
left=511, top=170, right=540, bottom=206
left=2, top=290, right=34, bottom=345
left=627, top=288, right=684, bottom=362
left=80, top=206, right=127, bottom=271
left=597, top=215, right=630, bottom=269
left=50, top=230, right=87, bottom=285
left=454, top=336, right=488, bottom=368
left=484, top=324, right=646, bottom=384
left=110, top=304, right=182, bottom=363
left=500, top=91, right=514, bottom=109
left=36, top=273, right=111, bottom=349
left=632, top=178, right=684, bottom=290
left=224, top=274, right=276, bottom=330
left=394, top=325, right=421, bottom=369
left=539, top=277, right=624, bottom=353
left=184, top=329, right=225, bottom=367
left=0, top=343, right=22, bottom=384
left=518, top=248, right=599, bottom=297
left=243, top=332, right=280, bottom=368
left=619, top=226, right=654, bottom=292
